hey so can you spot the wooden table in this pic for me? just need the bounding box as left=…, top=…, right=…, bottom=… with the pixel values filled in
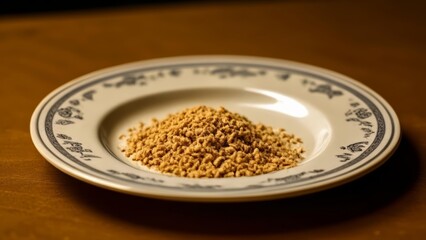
left=1, top=1, right=425, bottom=239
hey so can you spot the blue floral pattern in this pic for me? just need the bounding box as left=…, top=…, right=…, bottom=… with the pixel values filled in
left=38, top=61, right=391, bottom=192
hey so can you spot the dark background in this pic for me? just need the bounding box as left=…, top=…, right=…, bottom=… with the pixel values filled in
left=1, top=0, right=188, bottom=14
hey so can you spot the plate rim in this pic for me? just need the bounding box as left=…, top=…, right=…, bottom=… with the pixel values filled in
left=30, top=55, right=401, bottom=202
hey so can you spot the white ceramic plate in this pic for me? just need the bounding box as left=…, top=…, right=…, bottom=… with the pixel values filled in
left=30, top=56, right=400, bottom=202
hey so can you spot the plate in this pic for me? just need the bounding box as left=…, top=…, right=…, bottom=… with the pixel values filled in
left=30, top=55, right=400, bottom=202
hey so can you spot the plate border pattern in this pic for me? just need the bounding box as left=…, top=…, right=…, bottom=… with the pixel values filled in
left=35, top=62, right=396, bottom=192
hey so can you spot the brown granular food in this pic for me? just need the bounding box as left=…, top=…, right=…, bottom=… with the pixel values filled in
left=121, top=106, right=304, bottom=178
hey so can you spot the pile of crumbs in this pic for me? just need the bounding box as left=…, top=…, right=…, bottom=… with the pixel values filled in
left=121, top=106, right=304, bottom=178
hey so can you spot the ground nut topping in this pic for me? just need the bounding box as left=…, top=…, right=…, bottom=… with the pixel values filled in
left=121, top=106, right=304, bottom=178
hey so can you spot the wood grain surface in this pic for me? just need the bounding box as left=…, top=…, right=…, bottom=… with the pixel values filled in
left=1, top=0, right=425, bottom=239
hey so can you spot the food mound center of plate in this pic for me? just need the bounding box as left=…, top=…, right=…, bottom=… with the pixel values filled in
left=120, top=105, right=304, bottom=178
